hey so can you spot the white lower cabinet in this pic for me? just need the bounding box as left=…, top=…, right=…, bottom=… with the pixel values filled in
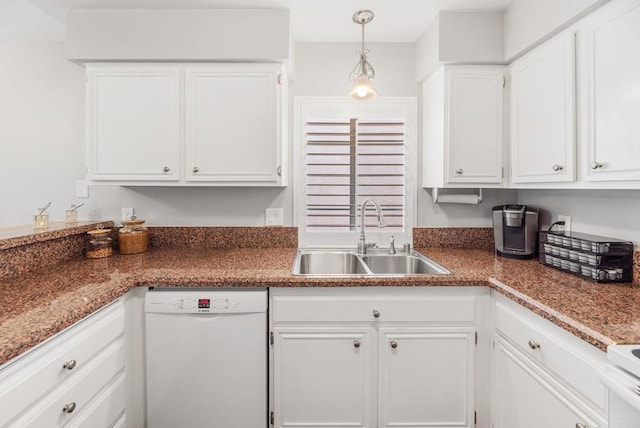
left=378, top=328, right=475, bottom=428
left=273, top=327, right=375, bottom=427
left=490, top=294, right=608, bottom=428
left=0, top=299, right=126, bottom=428
left=270, top=287, right=483, bottom=428
left=492, top=335, right=602, bottom=428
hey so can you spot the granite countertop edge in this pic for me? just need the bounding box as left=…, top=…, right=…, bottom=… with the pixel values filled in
left=1, top=246, right=637, bottom=366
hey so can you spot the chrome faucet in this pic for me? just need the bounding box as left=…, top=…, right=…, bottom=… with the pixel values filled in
left=358, top=198, right=386, bottom=254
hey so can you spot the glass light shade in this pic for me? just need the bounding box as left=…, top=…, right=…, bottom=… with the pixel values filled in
left=349, top=75, right=377, bottom=101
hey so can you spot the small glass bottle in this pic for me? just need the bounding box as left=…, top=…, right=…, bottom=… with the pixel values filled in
left=65, top=205, right=79, bottom=223
left=86, top=229, right=113, bottom=259
left=33, top=209, right=49, bottom=229
left=118, top=219, right=149, bottom=255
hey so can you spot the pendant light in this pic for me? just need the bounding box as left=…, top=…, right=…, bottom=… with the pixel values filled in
left=348, top=10, right=377, bottom=101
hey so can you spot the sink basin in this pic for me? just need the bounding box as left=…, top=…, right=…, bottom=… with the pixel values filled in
left=295, top=252, right=369, bottom=275
left=361, top=254, right=450, bottom=275
left=292, top=249, right=450, bottom=276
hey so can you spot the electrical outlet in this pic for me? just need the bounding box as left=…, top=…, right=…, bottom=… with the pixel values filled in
left=265, top=208, right=284, bottom=226
left=122, top=207, right=135, bottom=222
left=558, top=215, right=571, bottom=233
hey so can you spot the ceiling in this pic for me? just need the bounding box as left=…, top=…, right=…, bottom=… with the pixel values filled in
left=26, top=0, right=512, bottom=42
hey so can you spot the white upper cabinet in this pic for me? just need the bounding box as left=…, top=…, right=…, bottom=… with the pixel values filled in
left=86, top=65, right=181, bottom=181
left=580, top=0, right=640, bottom=182
left=509, top=32, right=576, bottom=184
left=86, top=63, right=286, bottom=186
left=185, top=64, right=283, bottom=183
left=423, top=65, right=505, bottom=188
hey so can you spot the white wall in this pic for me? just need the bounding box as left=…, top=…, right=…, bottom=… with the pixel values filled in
left=518, top=189, right=640, bottom=247
left=0, top=0, right=86, bottom=227
left=0, top=24, right=514, bottom=229
left=7, top=4, right=635, bottom=237
left=504, top=0, right=608, bottom=60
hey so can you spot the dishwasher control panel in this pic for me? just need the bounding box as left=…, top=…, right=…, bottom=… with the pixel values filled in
left=145, top=289, right=267, bottom=314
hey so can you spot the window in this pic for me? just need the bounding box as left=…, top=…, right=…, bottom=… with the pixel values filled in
left=294, top=98, right=417, bottom=248
left=305, top=118, right=405, bottom=231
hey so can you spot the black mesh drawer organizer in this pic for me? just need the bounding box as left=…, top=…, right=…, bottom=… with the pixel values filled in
left=539, top=231, right=633, bottom=283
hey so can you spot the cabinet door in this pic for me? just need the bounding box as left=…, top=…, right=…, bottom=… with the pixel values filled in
left=86, top=65, right=181, bottom=181
left=185, top=65, right=282, bottom=184
left=581, top=0, right=640, bottom=181
left=446, top=66, right=504, bottom=185
left=272, top=327, right=375, bottom=428
left=378, top=328, right=475, bottom=428
left=510, top=33, right=576, bottom=183
left=492, top=335, right=604, bottom=428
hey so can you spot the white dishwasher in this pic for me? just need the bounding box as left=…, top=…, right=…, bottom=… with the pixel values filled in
left=145, top=287, right=268, bottom=428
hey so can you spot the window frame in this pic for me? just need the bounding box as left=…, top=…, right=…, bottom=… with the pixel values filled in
left=293, top=97, right=418, bottom=249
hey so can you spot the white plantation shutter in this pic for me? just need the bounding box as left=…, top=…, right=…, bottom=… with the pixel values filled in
left=305, top=118, right=405, bottom=232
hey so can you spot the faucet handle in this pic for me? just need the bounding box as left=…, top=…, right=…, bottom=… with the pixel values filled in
left=388, top=235, right=396, bottom=254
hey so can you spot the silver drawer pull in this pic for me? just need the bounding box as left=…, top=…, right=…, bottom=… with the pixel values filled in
left=575, top=423, right=587, bottom=428
left=591, top=162, right=603, bottom=170
left=372, top=309, right=380, bottom=319
left=552, top=164, right=564, bottom=172
left=528, top=340, right=541, bottom=350
left=390, top=341, right=398, bottom=349
left=456, top=168, right=464, bottom=175
left=353, top=340, right=361, bottom=348
left=62, top=360, right=77, bottom=370
left=163, top=166, right=170, bottom=172
left=192, top=166, right=199, bottom=173
left=62, top=402, right=76, bottom=414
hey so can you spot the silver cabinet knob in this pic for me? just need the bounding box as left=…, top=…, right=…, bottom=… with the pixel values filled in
left=390, top=341, right=398, bottom=349
left=373, top=309, right=380, bottom=318
left=455, top=168, right=464, bottom=175
left=552, top=164, right=564, bottom=171
left=62, top=402, right=76, bottom=414
left=163, top=166, right=170, bottom=172
left=62, top=360, right=76, bottom=370
left=353, top=340, right=361, bottom=348
left=576, top=423, right=587, bottom=428
left=192, top=167, right=199, bottom=173
left=528, top=340, right=541, bottom=350
left=591, top=162, right=603, bottom=170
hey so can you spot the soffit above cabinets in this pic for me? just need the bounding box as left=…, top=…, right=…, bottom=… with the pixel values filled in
left=65, top=9, right=290, bottom=61
left=30, top=0, right=512, bottom=43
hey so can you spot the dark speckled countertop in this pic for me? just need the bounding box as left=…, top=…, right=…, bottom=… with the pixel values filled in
left=1, top=246, right=639, bottom=365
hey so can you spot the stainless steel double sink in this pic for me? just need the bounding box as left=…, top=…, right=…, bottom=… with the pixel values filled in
left=292, top=249, right=450, bottom=276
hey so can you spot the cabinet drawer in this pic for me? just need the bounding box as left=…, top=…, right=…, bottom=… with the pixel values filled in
left=8, top=338, right=125, bottom=428
left=0, top=301, right=124, bottom=427
left=272, top=294, right=476, bottom=324
left=65, top=373, right=126, bottom=428
left=493, top=299, right=607, bottom=412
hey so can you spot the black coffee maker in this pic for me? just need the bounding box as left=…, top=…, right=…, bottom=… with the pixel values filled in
left=492, top=205, right=539, bottom=259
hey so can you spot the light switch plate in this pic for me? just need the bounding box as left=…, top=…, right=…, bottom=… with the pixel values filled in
left=265, top=208, right=284, bottom=226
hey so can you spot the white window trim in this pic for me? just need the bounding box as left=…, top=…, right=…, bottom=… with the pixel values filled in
left=293, top=96, right=418, bottom=249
